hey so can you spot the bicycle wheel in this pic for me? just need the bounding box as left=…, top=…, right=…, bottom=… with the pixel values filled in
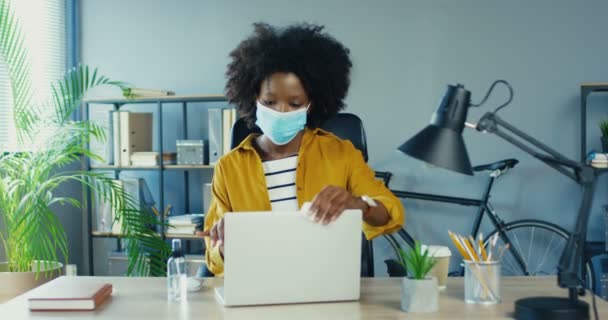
left=484, top=219, right=570, bottom=276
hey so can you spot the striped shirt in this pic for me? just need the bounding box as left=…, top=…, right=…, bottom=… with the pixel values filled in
left=262, top=155, right=298, bottom=211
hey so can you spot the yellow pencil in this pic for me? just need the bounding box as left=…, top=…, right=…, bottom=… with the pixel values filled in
left=448, top=231, right=470, bottom=260
left=478, top=238, right=488, bottom=261
left=462, top=236, right=481, bottom=262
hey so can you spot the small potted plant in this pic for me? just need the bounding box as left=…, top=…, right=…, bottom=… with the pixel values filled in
left=600, top=120, right=608, bottom=153
left=398, top=241, right=438, bottom=313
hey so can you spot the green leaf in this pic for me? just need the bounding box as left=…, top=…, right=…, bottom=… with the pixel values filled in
left=600, top=119, right=608, bottom=137
left=398, top=241, right=437, bottom=280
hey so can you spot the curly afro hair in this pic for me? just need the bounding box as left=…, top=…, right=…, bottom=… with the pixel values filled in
left=225, top=22, right=352, bottom=129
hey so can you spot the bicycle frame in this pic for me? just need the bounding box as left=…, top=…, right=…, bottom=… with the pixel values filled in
left=385, top=171, right=531, bottom=276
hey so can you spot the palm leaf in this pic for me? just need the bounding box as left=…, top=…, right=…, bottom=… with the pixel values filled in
left=51, top=65, right=129, bottom=125
left=0, top=0, right=33, bottom=142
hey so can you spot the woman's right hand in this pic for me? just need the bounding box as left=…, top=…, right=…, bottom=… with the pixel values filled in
left=195, top=217, right=225, bottom=256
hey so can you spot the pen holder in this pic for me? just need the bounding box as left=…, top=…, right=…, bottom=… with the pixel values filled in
left=463, top=260, right=501, bottom=305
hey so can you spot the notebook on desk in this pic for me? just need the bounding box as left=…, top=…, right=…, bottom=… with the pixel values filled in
left=28, top=276, right=112, bottom=311
left=215, top=209, right=362, bottom=307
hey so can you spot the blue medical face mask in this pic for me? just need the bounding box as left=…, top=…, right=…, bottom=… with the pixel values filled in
left=255, top=101, right=309, bottom=145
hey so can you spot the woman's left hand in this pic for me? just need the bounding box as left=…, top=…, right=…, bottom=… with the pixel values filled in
left=307, top=185, right=361, bottom=225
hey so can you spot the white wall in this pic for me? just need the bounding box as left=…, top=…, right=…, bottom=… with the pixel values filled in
left=81, top=0, right=608, bottom=275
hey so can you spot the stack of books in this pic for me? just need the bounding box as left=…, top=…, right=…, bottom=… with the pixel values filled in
left=131, top=152, right=177, bottom=166
left=166, top=214, right=205, bottom=235
left=131, top=152, right=159, bottom=166
left=587, top=151, right=608, bottom=168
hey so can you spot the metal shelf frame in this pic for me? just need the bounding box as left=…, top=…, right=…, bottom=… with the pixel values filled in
left=82, top=95, right=228, bottom=275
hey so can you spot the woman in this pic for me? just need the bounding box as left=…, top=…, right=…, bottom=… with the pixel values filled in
left=201, top=23, right=405, bottom=276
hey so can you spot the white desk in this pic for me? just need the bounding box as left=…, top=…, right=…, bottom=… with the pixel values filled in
left=1, top=276, right=607, bottom=319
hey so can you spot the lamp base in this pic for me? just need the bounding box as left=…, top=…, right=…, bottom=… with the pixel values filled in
left=514, top=297, right=589, bottom=320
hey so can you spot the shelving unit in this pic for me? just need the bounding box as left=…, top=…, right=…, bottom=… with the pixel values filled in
left=91, top=231, right=202, bottom=240
left=82, top=95, right=229, bottom=275
left=580, top=83, right=608, bottom=299
left=580, top=83, right=608, bottom=161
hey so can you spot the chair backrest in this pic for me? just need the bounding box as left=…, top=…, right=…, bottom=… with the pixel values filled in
left=319, top=113, right=368, bottom=162
left=230, top=113, right=368, bottom=162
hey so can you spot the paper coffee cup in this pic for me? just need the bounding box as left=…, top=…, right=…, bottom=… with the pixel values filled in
left=421, top=245, right=452, bottom=290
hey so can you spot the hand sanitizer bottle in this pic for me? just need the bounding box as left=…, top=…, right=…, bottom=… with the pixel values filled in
left=167, top=239, right=187, bottom=302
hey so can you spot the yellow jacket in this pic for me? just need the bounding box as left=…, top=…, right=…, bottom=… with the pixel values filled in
left=204, top=128, right=405, bottom=276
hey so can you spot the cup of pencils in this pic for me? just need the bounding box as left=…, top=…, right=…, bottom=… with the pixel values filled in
left=449, top=231, right=508, bottom=305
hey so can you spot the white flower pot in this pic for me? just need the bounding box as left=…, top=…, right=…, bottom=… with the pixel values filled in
left=401, top=276, right=439, bottom=313
left=0, top=261, right=63, bottom=302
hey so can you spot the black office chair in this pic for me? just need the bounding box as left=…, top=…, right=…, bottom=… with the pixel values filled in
left=230, top=113, right=376, bottom=277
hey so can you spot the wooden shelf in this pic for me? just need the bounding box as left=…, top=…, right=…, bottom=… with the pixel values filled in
left=91, top=231, right=202, bottom=240
left=90, top=165, right=161, bottom=170
left=581, top=82, right=608, bottom=88
left=84, top=94, right=227, bottom=105
left=164, top=164, right=214, bottom=170
left=165, top=233, right=202, bottom=240
left=91, top=231, right=128, bottom=238
left=90, top=164, right=214, bottom=171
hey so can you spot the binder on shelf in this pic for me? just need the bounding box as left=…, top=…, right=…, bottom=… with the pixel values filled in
left=94, top=190, right=113, bottom=233
left=209, top=108, right=237, bottom=165
left=203, top=183, right=212, bottom=214
left=104, top=178, right=156, bottom=235
left=107, top=111, right=114, bottom=165
left=122, top=178, right=157, bottom=230
left=139, top=179, right=157, bottom=230
left=119, top=112, right=153, bottom=167
left=222, top=108, right=233, bottom=156
left=122, top=179, right=142, bottom=212
left=111, top=180, right=124, bottom=234
left=89, top=107, right=113, bottom=165
left=111, top=111, right=124, bottom=167
left=208, top=108, right=223, bottom=165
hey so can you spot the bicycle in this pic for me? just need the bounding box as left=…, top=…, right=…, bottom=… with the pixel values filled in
left=376, top=158, right=572, bottom=277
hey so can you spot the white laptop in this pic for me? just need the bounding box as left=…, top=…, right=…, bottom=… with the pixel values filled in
left=215, top=209, right=362, bottom=307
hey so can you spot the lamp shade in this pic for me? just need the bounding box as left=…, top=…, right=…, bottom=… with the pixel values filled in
left=398, top=84, right=474, bottom=175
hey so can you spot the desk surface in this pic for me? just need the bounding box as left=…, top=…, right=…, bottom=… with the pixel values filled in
left=1, top=276, right=606, bottom=319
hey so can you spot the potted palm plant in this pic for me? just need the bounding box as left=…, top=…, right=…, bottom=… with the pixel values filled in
left=599, top=119, right=608, bottom=153
left=398, top=241, right=438, bottom=313
left=0, top=0, right=169, bottom=301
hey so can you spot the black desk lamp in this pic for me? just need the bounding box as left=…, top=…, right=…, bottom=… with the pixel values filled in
left=399, top=80, right=604, bottom=320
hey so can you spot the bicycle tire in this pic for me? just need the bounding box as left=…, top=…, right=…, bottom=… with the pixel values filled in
left=483, top=219, right=570, bottom=276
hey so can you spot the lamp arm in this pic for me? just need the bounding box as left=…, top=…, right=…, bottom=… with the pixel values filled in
left=475, top=111, right=600, bottom=297
left=558, top=180, right=596, bottom=296
left=476, top=112, right=582, bottom=183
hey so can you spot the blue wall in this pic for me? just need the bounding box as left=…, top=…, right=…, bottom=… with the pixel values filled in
left=81, top=0, right=608, bottom=275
